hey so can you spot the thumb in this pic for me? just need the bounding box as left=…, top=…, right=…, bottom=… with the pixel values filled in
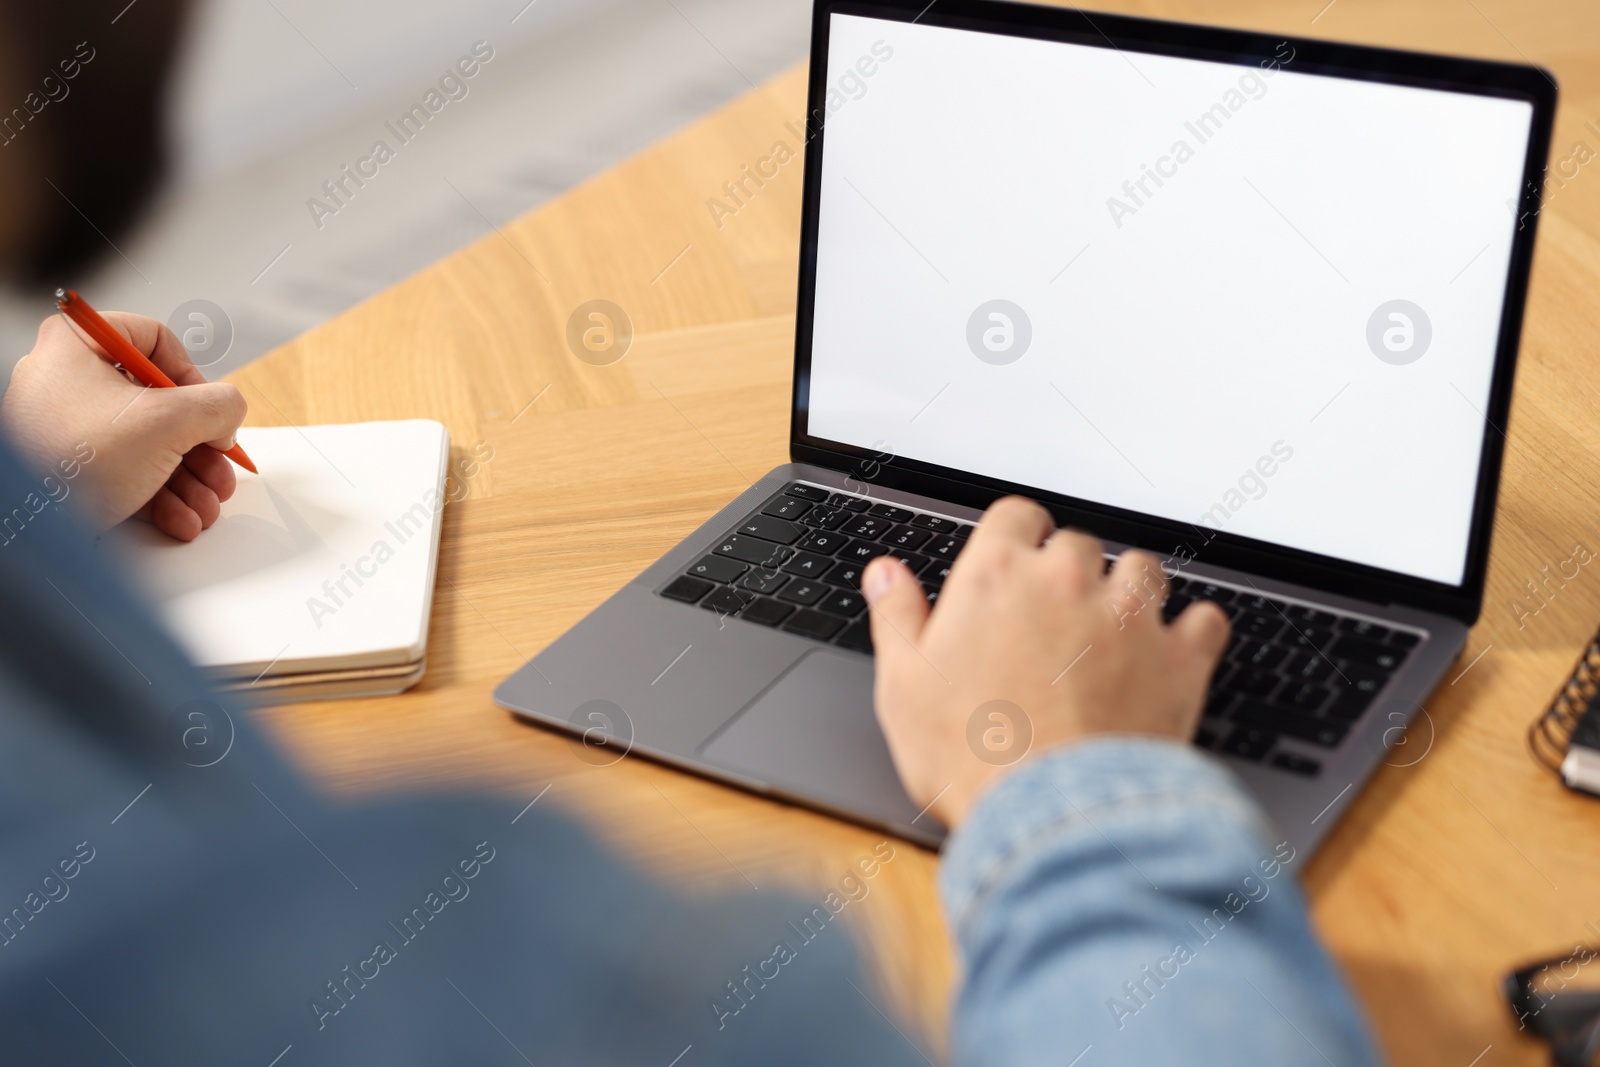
left=157, top=382, right=247, bottom=452
left=862, top=556, right=930, bottom=662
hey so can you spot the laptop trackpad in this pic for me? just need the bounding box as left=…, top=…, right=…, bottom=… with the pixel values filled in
left=698, top=649, right=927, bottom=830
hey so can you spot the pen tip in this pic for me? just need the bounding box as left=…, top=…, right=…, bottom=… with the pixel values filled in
left=53, top=288, right=67, bottom=303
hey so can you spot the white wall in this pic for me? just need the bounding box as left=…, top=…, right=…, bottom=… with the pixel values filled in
left=1, top=0, right=812, bottom=378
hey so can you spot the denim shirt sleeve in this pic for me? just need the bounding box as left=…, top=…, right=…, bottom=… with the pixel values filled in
left=940, top=736, right=1385, bottom=1067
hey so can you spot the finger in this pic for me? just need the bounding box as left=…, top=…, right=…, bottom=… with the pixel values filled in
left=1041, top=527, right=1105, bottom=587
left=1170, top=600, right=1232, bottom=676
left=182, top=442, right=238, bottom=503
left=1106, top=549, right=1169, bottom=627
left=863, top=556, right=931, bottom=665
left=970, top=496, right=1053, bottom=551
left=166, top=465, right=222, bottom=530
left=147, top=485, right=203, bottom=542
left=39, top=313, right=143, bottom=383
left=100, top=312, right=206, bottom=387
left=149, top=381, right=248, bottom=453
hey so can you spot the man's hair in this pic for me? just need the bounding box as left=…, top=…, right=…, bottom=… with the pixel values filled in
left=0, top=0, right=193, bottom=284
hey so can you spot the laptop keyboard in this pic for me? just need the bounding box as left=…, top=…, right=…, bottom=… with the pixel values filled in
left=657, top=481, right=966, bottom=655
left=657, top=481, right=1424, bottom=779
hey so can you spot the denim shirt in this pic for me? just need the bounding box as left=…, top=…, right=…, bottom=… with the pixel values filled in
left=943, top=737, right=1386, bottom=1066
left=0, top=436, right=1380, bottom=1065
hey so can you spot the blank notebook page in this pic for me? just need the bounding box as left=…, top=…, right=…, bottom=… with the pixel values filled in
left=107, top=420, right=451, bottom=678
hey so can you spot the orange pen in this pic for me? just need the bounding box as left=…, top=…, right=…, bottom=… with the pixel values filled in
left=55, top=288, right=258, bottom=474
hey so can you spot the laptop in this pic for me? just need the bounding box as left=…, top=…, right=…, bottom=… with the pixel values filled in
left=495, top=0, right=1556, bottom=852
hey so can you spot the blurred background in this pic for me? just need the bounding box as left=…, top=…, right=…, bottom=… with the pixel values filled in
left=0, top=0, right=812, bottom=378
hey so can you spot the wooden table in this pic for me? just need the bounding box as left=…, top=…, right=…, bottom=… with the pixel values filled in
left=232, top=2, right=1600, bottom=1062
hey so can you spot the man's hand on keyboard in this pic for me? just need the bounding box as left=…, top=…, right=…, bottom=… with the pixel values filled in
left=861, top=496, right=1232, bottom=829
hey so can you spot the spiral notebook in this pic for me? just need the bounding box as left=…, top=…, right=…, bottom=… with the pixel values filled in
left=106, top=420, right=451, bottom=702
left=1530, top=626, right=1600, bottom=795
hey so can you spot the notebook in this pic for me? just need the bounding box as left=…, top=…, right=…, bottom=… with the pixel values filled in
left=107, top=420, right=452, bottom=701
left=1530, top=624, right=1600, bottom=796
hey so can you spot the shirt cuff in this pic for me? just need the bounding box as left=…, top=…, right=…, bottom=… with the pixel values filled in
left=938, top=736, right=1278, bottom=938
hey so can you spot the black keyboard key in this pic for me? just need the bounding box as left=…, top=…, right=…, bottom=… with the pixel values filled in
left=883, top=524, right=932, bottom=550
left=701, top=586, right=754, bottom=616
left=838, top=539, right=890, bottom=564
left=662, top=575, right=713, bottom=603
left=868, top=503, right=914, bottom=523
left=825, top=561, right=864, bottom=589
left=1254, top=645, right=1292, bottom=671
left=1232, top=699, right=1349, bottom=747
left=740, top=598, right=794, bottom=627
left=739, top=569, right=788, bottom=595
left=1270, top=752, right=1322, bottom=777
left=780, top=551, right=835, bottom=579
left=1288, top=606, right=1339, bottom=628
left=1284, top=683, right=1333, bottom=714
left=1337, top=617, right=1391, bottom=640
left=714, top=534, right=789, bottom=566
left=796, top=529, right=849, bottom=554
left=1203, top=691, right=1239, bottom=720
left=828, top=493, right=870, bottom=512
left=798, top=506, right=850, bottom=530
left=1194, top=725, right=1221, bottom=750
left=835, top=621, right=874, bottom=653
left=883, top=550, right=930, bottom=576
left=1281, top=625, right=1337, bottom=655
left=1283, top=651, right=1336, bottom=683
left=1235, top=669, right=1280, bottom=697
left=817, top=588, right=866, bottom=617
left=923, top=583, right=941, bottom=607
left=1161, top=593, right=1192, bottom=622
left=1333, top=636, right=1405, bottom=672
left=951, top=523, right=974, bottom=540
left=1190, top=582, right=1235, bottom=605
left=923, top=561, right=953, bottom=587
left=1337, top=660, right=1390, bottom=688
left=1237, top=594, right=1286, bottom=615
left=911, top=514, right=960, bottom=533
left=761, top=496, right=812, bottom=521
left=1388, top=630, right=1422, bottom=650
left=1220, top=726, right=1276, bottom=761
left=925, top=536, right=964, bottom=560
left=778, top=580, right=827, bottom=606
left=782, top=609, right=845, bottom=641
left=784, top=482, right=830, bottom=502
left=687, top=555, right=747, bottom=584
left=1237, top=612, right=1283, bottom=641
left=1246, top=643, right=1289, bottom=671
left=737, top=514, right=802, bottom=545
left=1325, top=679, right=1380, bottom=721
left=1207, top=662, right=1238, bottom=696
left=843, top=515, right=890, bottom=539
left=1231, top=639, right=1280, bottom=669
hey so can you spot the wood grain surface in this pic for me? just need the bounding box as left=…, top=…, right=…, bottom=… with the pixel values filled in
left=229, top=3, right=1600, bottom=1062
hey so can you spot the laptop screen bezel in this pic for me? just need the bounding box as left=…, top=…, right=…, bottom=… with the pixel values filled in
left=789, top=0, right=1557, bottom=625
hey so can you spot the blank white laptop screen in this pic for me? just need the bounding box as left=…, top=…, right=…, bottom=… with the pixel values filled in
left=807, top=13, right=1534, bottom=585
